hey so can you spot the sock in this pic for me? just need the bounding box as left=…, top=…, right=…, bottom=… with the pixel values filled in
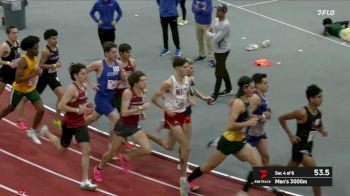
left=243, top=171, right=253, bottom=192
left=187, top=167, right=204, bottom=182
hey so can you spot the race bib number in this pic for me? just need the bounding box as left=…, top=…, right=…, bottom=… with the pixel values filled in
left=107, top=80, right=118, bottom=90
left=307, top=131, right=317, bottom=143
left=175, top=99, right=186, bottom=109
left=118, top=81, right=129, bottom=89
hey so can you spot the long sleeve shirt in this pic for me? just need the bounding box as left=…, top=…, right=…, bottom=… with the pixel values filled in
left=206, top=18, right=231, bottom=53
left=90, top=0, right=123, bottom=30
left=191, top=0, right=212, bottom=25
left=156, top=0, right=179, bottom=17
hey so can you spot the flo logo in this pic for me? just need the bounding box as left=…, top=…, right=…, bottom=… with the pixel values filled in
left=259, top=170, right=268, bottom=180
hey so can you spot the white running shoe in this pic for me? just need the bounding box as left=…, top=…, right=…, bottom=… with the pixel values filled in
left=80, top=179, right=97, bottom=191
left=27, top=129, right=42, bottom=145
left=177, top=164, right=193, bottom=174
left=38, top=125, right=48, bottom=137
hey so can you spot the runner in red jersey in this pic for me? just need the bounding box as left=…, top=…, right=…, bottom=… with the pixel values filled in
left=39, top=63, right=97, bottom=191
left=94, top=71, right=151, bottom=181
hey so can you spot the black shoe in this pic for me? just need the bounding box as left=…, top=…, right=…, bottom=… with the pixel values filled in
left=194, top=56, right=206, bottom=62
left=208, top=60, right=216, bottom=67
left=218, top=89, right=233, bottom=97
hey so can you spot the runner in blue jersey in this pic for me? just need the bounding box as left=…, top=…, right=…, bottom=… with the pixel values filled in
left=86, top=41, right=126, bottom=134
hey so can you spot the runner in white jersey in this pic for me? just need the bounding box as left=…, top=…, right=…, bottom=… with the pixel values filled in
left=147, top=57, right=195, bottom=186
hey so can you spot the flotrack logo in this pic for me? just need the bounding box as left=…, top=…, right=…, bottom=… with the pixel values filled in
left=253, top=169, right=271, bottom=184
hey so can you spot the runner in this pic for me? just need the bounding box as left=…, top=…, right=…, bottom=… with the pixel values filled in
left=40, top=63, right=98, bottom=191
left=0, top=25, right=27, bottom=130
left=85, top=41, right=125, bottom=136
left=147, top=57, right=194, bottom=188
left=94, top=71, right=152, bottom=181
left=279, top=84, right=328, bottom=196
left=179, top=76, right=261, bottom=196
left=0, top=35, right=45, bottom=145
left=36, top=29, right=64, bottom=128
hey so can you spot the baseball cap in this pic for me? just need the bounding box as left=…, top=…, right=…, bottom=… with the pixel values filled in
left=215, top=3, right=228, bottom=13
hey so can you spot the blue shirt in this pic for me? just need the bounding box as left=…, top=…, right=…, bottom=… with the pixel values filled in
left=192, top=0, right=212, bottom=25
left=156, top=0, right=179, bottom=17
left=97, top=59, right=120, bottom=96
left=253, top=92, right=268, bottom=115
left=90, top=0, right=123, bottom=30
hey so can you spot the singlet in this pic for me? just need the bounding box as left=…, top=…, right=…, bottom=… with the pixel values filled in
left=247, top=92, right=268, bottom=136
left=120, top=89, right=145, bottom=125
left=223, top=99, right=250, bottom=142
left=96, top=59, right=120, bottom=96
left=43, top=45, right=59, bottom=75
left=116, top=59, right=134, bottom=96
left=12, top=54, right=38, bottom=93
left=1, top=40, right=20, bottom=78
left=164, top=75, right=190, bottom=113
left=62, top=83, right=88, bottom=128
left=296, top=106, right=322, bottom=143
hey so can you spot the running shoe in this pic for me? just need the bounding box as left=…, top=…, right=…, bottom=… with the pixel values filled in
left=93, top=166, right=103, bottom=182
left=207, top=137, right=220, bottom=148
left=16, top=120, right=28, bottom=130
left=179, top=177, right=189, bottom=196
left=209, top=59, right=216, bottom=67
left=194, top=56, right=206, bottom=62
left=218, top=89, right=233, bottom=97
left=160, top=48, right=170, bottom=56
left=175, top=49, right=182, bottom=57
left=27, top=129, right=42, bottom=145
left=80, top=179, right=97, bottom=191
left=235, top=191, right=249, bottom=196
left=177, top=164, right=193, bottom=174
left=119, top=153, right=129, bottom=173
left=52, top=119, right=62, bottom=130
left=189, top=182, right=200, bottom=191
left=38, top=125, right=48, bottom=137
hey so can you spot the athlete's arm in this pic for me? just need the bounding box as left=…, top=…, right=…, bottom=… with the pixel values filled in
left=323, top=26, right=330, bottom=36
left=0, top=43, right=11, bottom=66
left=117, top=59, right=127, bottom=82
left=86, top=60, right=101, bottom=91
left=15, top=58, right=40, bottom=83
left=121, top=89, right=139, bottom=117
left=339, top=20, right=349, bottom=28
left=189, top=77, right=211, bottom=102
left=249, top=94, right=269, bottom=120
left=58, top=84, right=84, bottom=114
left=278, top=108, right=305, bottom=143
left=319, top=118, right=328, bottom=137
left=39, top=47, right=54, bottom=70
left=226, top=99, right=258, bottom=131
left=130, top=58, right=136, bottom=71
left=151, top=79, right=174, bottom=115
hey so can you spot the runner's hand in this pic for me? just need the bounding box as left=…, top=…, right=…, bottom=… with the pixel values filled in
left=166, top=109, right=176, bottom=117
left=247, top=116, right=258, bottom=127
left=141, top=102, right=151, bottom=111
left=91, top=83, right=100, bottom=91
left=111, top=21, right=118, bottom=27
left=33, top=67, right=42, bottom=75
left=288, top=135, right=301, bottom=144
left=98, top=20, right=103, bottom=26
left=321, top=130, right=328, bottom=137
left=55, top=61, right=62, bottom=68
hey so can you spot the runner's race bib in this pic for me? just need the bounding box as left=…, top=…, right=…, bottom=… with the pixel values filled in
left=107, top=80, right=118, bottom=90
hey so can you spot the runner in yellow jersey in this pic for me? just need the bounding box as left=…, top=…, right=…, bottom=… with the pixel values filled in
left=0, top=35, right=45, bottom=145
